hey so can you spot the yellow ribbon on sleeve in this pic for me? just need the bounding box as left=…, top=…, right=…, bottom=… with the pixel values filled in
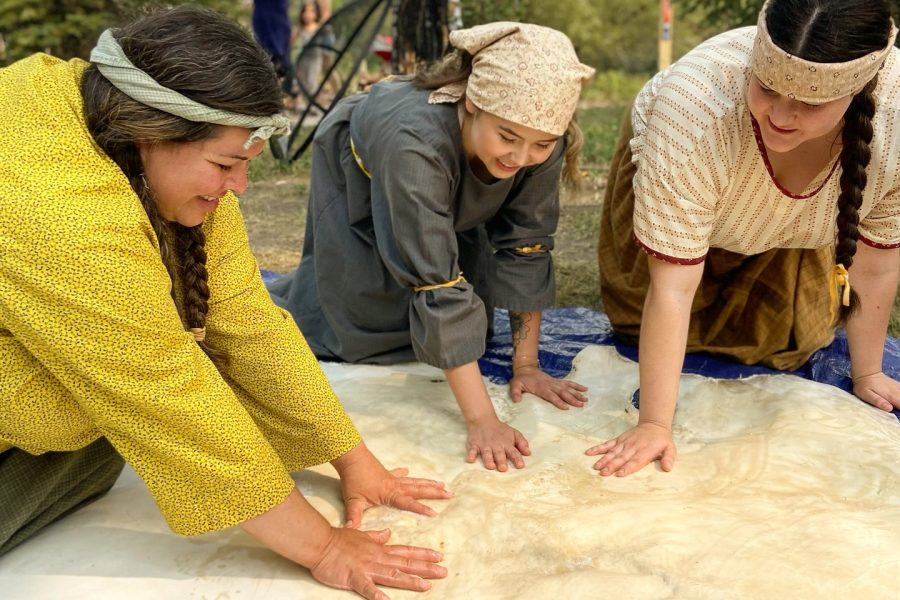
left=350, top=138, right=371, bottom=178
left=414, top=274, right=467, bottom=292
left=514, top=243, right=547, bottom=255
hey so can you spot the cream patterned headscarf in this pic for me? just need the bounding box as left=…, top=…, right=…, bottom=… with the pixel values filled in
left=90, top=29, right=291, bottom=148
left=429, top=22, right=595, bottom=136
left=751, top=0, right=897, bottom=104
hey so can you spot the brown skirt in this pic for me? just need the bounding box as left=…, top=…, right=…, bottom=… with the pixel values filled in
left=598, top=109, right=836, bottom=371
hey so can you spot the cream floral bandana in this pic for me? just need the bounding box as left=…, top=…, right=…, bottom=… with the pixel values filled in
left=429, top=22, right=595, bottom=136
left=751, top=0, right=897, bottom=104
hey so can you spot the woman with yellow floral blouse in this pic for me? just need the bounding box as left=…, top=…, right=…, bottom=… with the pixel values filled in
left=0, top=7, right=447, bottom=599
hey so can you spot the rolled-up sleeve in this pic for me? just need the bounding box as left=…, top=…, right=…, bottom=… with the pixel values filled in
left=365, top=130, right=487, bottom=369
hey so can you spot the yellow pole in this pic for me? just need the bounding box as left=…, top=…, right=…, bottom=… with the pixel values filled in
left=658, top=0, right=674, bottom=71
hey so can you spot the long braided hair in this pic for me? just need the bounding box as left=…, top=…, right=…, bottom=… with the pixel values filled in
left=767, top=0, right=892, bottom=322
left=81, top=6, right=283, bottom=364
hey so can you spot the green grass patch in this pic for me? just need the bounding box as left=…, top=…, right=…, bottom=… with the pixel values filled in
left=581, top=70, right=651, bottom=105
left=577, top=104, right=627, bottom=170
left=249, top=135, right=315, bottom=182
left=555, top=262, right=602, bottom=310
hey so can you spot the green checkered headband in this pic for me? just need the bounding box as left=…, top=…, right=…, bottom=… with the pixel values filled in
left=89, top=29, right=291, bottom=148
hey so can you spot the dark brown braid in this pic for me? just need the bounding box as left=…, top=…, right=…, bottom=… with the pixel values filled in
left=81, top=6, right=282, bottom=365
left=835, top=79, right=878, bottom=321
left=767, top=0, right=892, bottom=323
left=172, top=224, right=227, bottom=363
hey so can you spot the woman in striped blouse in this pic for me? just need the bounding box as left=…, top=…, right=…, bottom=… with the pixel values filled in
left=593, top=0, right=900, bottom=477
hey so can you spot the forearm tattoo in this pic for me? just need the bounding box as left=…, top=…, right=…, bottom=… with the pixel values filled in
left=510, top=311, right=533, bottom=359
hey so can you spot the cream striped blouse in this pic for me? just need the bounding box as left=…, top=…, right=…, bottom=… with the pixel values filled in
left=630, top=27, right=900, bottom=264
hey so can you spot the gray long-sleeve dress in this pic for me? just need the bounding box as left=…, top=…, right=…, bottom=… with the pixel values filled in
left=268, top=79, right=563, bottom=369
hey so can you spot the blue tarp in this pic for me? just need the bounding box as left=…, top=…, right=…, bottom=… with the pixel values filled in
left=479, top=307, right=900, bottom=420
left=260, top=271, right=900, bottom=419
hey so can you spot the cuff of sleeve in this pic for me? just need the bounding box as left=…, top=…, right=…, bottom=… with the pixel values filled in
left=410, top=287, right=488, bottom=369
left=634, top=236, right=707, bottom=265
left=164, top=469, right=296, bottom=536
left=490, top=251, right=555, bottom=311
left=859, top=234, right=900, bottom=250
left=281, top=430, right=362, bottom=473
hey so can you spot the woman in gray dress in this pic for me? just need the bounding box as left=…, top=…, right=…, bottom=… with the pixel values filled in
left=269, top=22, right=595, bottom=471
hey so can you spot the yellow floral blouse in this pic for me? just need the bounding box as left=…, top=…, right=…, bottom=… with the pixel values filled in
left=0, top=55, right=361, bottom=535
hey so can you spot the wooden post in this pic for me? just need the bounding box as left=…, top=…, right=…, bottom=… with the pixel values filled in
left=658, top=0, right=673, bottom=71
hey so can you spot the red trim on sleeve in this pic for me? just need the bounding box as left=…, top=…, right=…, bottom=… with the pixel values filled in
left=633, top=236, right=707, bottom=265
left=859, top=234, right=900, bottom=250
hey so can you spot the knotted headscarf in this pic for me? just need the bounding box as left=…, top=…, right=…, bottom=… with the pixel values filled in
left=90, top=29, right=291, bottom=148
left=751, top=0, right=897, bottom=104
left=429, top=22, right=595, bottom=136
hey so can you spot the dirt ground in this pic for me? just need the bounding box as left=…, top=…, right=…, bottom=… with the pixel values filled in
left=240, top=175, right=309, bottom=274
left=239, top=165, right=607, bottom=310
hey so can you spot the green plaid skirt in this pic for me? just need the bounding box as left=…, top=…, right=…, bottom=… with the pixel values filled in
left=598, top=108, right=836, bottom=370
left=0, top=437, right=124, bottom=556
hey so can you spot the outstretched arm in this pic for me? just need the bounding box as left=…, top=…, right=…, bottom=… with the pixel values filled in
left=242, top=441, right=451, bottom=598
left=587, top=257, right=703, bottom=477
left=846, top=243, right=900, bottom=411
left=445, top=361, right=532, bottom=472
left=240, top=485, right=447, bottom=600
left=508, top=310, right=589, bottom=408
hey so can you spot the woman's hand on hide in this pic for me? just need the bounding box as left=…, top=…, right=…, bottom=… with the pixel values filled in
left=510, top=365, right=589, bottom=409
left=585, top=422, right=676, bottom=477
left=334, top=442, right=452, bottom=529
left=465, top=417, right=531, bottom=472
left=852, top=371, right=900, bottom=412
left=311, top=527, right=447, bottom=600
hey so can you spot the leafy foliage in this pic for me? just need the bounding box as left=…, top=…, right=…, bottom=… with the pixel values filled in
left=679, top=0, right=763, bottom=29
left=681, top=0, right=900, bottom=34
left=0, top=0, right=779, bottom=72
left=0, top=0, right=243, bottom=66
left=459, top=0, right=529, bottom=25
left=456, top=0, right=719, bottom=72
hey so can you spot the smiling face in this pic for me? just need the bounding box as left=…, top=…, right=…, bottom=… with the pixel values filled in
left=460, top=98, right=560, bottom=181
left=746, top=75, right=853, bottom=154
left=138, top=126, right=264, bottom=227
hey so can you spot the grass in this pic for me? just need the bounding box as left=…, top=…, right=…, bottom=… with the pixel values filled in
left=551, top=104, right=623, bottom=313
left=580, top=70, right=652, bottom=106
left=249, top=140, right=311, bottom=181
left=578, top=105, right=628, bottom=171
